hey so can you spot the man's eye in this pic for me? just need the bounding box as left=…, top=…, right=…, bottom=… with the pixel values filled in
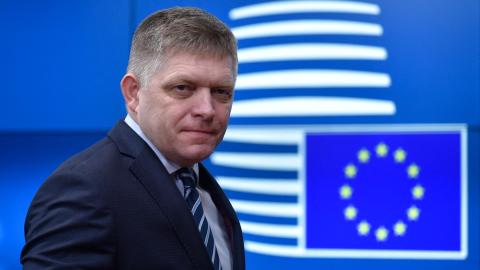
left=168, top=84, right=194, bottom=99
left=175, top=85, right=188, bottom=91
left=212, top=88, right=233, bottom=102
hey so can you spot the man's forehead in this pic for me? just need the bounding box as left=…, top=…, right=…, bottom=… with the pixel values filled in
left=159, top=51, right=236, bottom=82
left=164, top=48, right=236, bottom=69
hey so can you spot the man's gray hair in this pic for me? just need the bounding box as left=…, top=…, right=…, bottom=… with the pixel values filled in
left=127, top=7, right=238, bottom=87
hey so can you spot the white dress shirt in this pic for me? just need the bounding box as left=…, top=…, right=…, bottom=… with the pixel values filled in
left=124, top=115, right=232, bottom=270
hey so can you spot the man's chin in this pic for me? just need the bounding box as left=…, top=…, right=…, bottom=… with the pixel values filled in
left=179, top=145, right=215, bottom=165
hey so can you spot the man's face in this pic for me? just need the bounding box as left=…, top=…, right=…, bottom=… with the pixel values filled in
left=133, top=52, right=235, bottom=166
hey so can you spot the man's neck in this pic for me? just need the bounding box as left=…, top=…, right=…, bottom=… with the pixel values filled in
left=124, top=114, right=199, bottom=176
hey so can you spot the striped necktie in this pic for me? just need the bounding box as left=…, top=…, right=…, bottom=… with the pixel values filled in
left=176, top=168, right=222, bottom=270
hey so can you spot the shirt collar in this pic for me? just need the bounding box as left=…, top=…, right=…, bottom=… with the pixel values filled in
left=124, top=114, right=199, bottom=177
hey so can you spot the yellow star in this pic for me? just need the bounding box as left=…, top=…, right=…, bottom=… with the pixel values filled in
left=339, top=184, right=353, bottom=199
left=344, top=163, right=357, bottom=179
left=407, top=163, right=420, bottom=178
left=375, top=226, right=389, bottom=242
left=376, top=142, right=388, bottom=157
left=407, top=205, right=421, bottom=221
left=394, top=148, right=407, bottom=163
left=412, top=184, right=425, bottom=200
left=344, top=205, right=358, bottom=220
left=393, top=221, right=407, bottom=236
left=357, top=220, right=370, bottom=236
left=357, top=148, right=370, bottom=163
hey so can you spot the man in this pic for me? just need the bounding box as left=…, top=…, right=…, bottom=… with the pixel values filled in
left=21, top=7, right=244, bottom=270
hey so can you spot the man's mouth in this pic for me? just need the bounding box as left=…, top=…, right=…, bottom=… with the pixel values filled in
left=183, top=129, right=215, bottom=134
left=182, top=129, right=217, bottom=139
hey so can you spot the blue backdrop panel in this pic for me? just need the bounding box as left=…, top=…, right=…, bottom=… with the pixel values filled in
left=0, top=0, right=477, bottom=130
left=1, top=0, right=130, bottom=131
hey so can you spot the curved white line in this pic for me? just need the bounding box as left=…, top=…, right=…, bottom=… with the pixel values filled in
left=217, top=177, right=300, bottom=195
left=238, top=43, right=387, bottom=63
left=236, top=70, right=391, bottom=89
left=245, top=241, right=301, bottom=256
left=230, top=1, right=380, bottom=20
left=211, top=152, right=300, bottom=171
left=232, top=20, right=383, bottom=40
left=245, top=241, right=467, bottom=259
left=241, top=221, right=301, bottom=238
left=230, top=199, right=300, bottom=217
left=230, top=97, right=396, bottom=117
left=224, top=128, right=303, bottom=144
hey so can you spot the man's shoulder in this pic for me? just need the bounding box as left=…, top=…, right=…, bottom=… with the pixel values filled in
left=44, top=133, right=133, bottom=191
left=57, top=136, right=119, bottom=174
left=28, top=134, right=129, bottom=211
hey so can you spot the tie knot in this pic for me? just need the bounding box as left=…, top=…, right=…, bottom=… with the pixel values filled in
left=176, top=167, right=198, bottom=188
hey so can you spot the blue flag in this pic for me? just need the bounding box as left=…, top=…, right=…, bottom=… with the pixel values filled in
left=306, top=131, right=464, bottom=254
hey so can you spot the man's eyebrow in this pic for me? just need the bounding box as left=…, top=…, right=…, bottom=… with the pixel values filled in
left=162, top=74, right=195, bottom=85
left=166, top=73, right=235, bottom=87
left=171, top=78, right=196, bottom=85
left=215, top=78, right=235, bottom=86
left=215, top=74, right=236, bottom=85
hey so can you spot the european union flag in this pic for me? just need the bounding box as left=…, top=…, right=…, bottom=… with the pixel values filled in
left=305, top=131, right=465, bottom=256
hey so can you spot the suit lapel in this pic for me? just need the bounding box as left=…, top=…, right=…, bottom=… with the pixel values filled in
left=109, top=121, right=214, bottom=270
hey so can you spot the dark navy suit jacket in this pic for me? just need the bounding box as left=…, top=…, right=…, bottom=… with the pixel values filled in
left=21, top=121, right=245, bottom=270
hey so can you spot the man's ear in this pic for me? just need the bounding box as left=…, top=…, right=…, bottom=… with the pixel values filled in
left=120, top=74, right=141, bottom=115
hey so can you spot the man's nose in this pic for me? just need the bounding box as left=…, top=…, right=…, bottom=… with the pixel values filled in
left=191, top=88, right=215, bottom=119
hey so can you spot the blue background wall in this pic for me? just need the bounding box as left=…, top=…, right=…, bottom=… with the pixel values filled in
left=1, top=1, right=478, bottom=269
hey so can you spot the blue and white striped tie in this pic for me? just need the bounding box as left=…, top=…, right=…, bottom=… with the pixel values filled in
left=176, top=168, right=222, bottom=270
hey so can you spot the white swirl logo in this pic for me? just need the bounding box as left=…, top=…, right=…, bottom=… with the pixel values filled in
left=229, top=0, right=395, bottom=117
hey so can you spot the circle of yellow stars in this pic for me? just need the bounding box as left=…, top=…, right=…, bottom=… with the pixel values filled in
left=338, top=141, right=425, bottom=242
